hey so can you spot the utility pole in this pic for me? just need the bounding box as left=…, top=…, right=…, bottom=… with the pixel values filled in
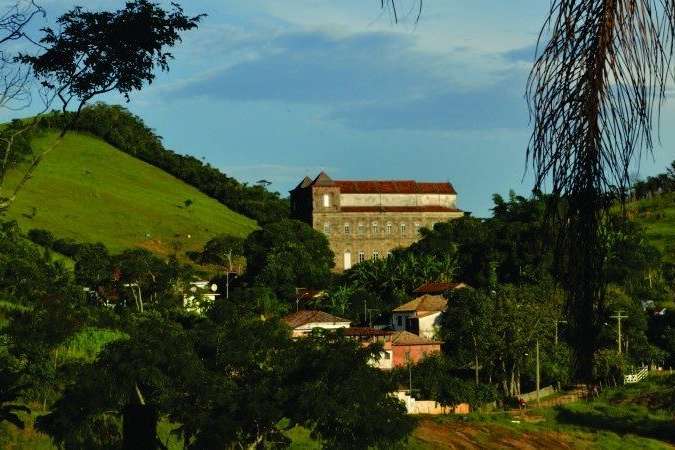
left=225, top=250, right=232, bottom=300
left=536, top=339, right=540, bottom=407
left=610, top=311, right=628, bottom=354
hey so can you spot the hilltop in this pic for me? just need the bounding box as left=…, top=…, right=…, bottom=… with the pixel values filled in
left=627, top=192, right=675, bottom=263
left=3, top=130, right=256, bottom=255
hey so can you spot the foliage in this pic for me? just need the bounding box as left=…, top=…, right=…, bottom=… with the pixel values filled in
left=244, top=219, right=334, bottom=299
left=0, top=357, right=30, bottom=429
left=339, top=250, right=456, bottom=322
left=284, top=329, right=414, bottom=450
left=18, top=1, right=202, bottom=116
left=198, top=234, right=244, bottom=266
left=41, top=102, right=290, bottom=224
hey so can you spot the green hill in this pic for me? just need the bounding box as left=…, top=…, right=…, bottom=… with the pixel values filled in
left=3, top=131, right=256, bottom=255
left=627, top=192, right=675, bottom=263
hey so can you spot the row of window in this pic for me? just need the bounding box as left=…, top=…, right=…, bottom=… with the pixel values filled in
left=343, top=250, right=392, bottom=269
left=324, top=222, right=422, bottom=236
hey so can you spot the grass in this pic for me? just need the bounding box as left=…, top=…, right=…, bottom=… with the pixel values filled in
left=58, top=327, right=128, bottom=362
left=4, top=131, right=257, bottom=256
left=626, top=192, right=675, bottom=263
left=421, top=374, right=675, bottom=449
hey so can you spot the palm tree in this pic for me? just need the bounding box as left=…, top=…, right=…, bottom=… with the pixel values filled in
left=526, top=0, right=675, bottom=379
left=380, top=0, right=674, bottom=379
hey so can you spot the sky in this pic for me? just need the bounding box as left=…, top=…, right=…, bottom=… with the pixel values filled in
left=3, top=0, right=675, bottom=216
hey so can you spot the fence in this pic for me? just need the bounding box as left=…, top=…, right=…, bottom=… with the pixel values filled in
left=393, top=391, right=470, bottom=415
left=624, top=366, right=648, bottom=384
left=515, top=385, right=555, bottom=402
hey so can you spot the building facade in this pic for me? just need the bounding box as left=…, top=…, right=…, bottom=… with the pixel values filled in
left=290, top=172, right=464, bottom=271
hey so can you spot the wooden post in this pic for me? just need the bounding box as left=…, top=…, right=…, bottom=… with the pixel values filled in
left=536, top=339, right=540, bottom=407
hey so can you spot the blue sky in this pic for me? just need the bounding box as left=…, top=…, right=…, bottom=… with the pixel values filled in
left=5, top=0, right=675, bottom=216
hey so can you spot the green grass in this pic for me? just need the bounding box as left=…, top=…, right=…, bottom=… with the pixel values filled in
left=4, top=131, right=257, bottom=256
left=58, top=327, right=128, bottom=362
left=627, top=192, right=675, bottom=263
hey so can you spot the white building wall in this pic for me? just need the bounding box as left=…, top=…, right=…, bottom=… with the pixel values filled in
left=340, top=193, right=457, bottom=208
left=418, top=312, right=442, bottom=340
left=292, top=321, right=351, bottom=337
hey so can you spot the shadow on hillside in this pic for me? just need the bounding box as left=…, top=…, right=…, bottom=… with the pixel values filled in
left=555, top=404, right=675, bottom=443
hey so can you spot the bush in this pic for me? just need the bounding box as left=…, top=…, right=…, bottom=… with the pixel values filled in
left=52, top=238, right=81, bottom=257
left=27, top=228, right=55, bottom=247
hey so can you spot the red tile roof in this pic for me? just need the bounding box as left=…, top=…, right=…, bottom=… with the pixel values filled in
left=342, top=327, right=393, bottom=337
left=282, top=310, right=351, bottom=328
left=413, top=282, right=468, bottom=295
left=340, top=206, right=462, bottom=213
left=334, top=180, right=456, bottom=195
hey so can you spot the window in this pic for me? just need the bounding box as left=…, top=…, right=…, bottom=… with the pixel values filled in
left=323, top=222, right=330, bottom=234
left=397, top=316, right=403, bottom=327
left=386, top=222, right=392, bottom=234
left=400, top=223, right=407, bottom=235
left=358, top=223, right=365, bottom=234
left=358, top=251, right=365, bottom=263
left=343, top=251, right=352, bottom=270
left=372, top=251, right=380, bottom=260
left=372, top=222, right=378, bottom=235
left=322, top=193, right=330, bottom=207
left=344, top=223, right=350, bottom=235
left=414, top=223, right=421, bottom=235
left=383, top=351, right=391, bottom=360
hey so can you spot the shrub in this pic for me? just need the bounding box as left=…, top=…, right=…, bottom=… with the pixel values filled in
left=27, top=228, right=54, bottom=247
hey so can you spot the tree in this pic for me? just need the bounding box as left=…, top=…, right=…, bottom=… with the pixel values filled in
left=243, top=219, right=334, bottom=299
left=1, top=1, right=203, bottom=211
left=438, top=287, right=494, bottom=385
left=0, top=358, right=30, bottom=430
left=284, top=330, right=414, bottom=450
left=525, top=0, right=675, bottom=380
left=199, top=234, right=244, bottom=266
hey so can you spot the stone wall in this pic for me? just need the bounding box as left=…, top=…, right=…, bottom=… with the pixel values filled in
left=314, top=210, right=463, bottom=271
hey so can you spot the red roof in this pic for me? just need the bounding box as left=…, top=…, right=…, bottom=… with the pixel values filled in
left=334, top=180, right=456, bottom=195
left=413, top=282, right=468, bottom=295
left=342, top=327, right=392, bottom=337
left=340, top=206, right=461, bottom=213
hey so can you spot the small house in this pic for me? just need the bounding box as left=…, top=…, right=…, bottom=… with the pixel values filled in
left=392, top=294, right=447, bottom=339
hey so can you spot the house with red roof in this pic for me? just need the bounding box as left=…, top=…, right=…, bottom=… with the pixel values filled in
left=343, top=327, right=442, bottom=369
left=289, top=172, right=464, bottom=271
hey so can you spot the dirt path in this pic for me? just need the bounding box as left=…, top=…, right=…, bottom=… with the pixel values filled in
left=413, top=419, right=574, bottom=450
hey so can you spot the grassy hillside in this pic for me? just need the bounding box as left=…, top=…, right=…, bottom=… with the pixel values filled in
left=3, top=131, right=256, bottom=255
left=626, top=193, right=675, bottom=263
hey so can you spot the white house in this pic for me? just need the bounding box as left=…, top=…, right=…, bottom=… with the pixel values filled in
left=282, top=310, right=351, bottom=337
left=391, top=294, right=447, bottom=339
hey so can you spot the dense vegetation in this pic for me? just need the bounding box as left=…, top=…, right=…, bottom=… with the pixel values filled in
left=39, top=103, right=289, bottom=225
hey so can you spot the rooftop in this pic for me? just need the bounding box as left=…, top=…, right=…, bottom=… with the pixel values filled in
left=391, top=331, right=443, bottom=346
left=413, top=282, right=468, bottom=295
left=282, top=310, right=351, bottom=328
left=392, top=294, right=448, bottom=313
left=292, top=172, right=457, bottom=195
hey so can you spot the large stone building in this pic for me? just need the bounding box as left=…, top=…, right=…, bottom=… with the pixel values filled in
left=290, top=172, right=464, bottom=271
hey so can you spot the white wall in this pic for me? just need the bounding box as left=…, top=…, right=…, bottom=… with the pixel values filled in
left=340, top=193, right=457, bottom=208
left=292, top=321, right=350, bottom=337
left=418, top=312, right=442, bottom=339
